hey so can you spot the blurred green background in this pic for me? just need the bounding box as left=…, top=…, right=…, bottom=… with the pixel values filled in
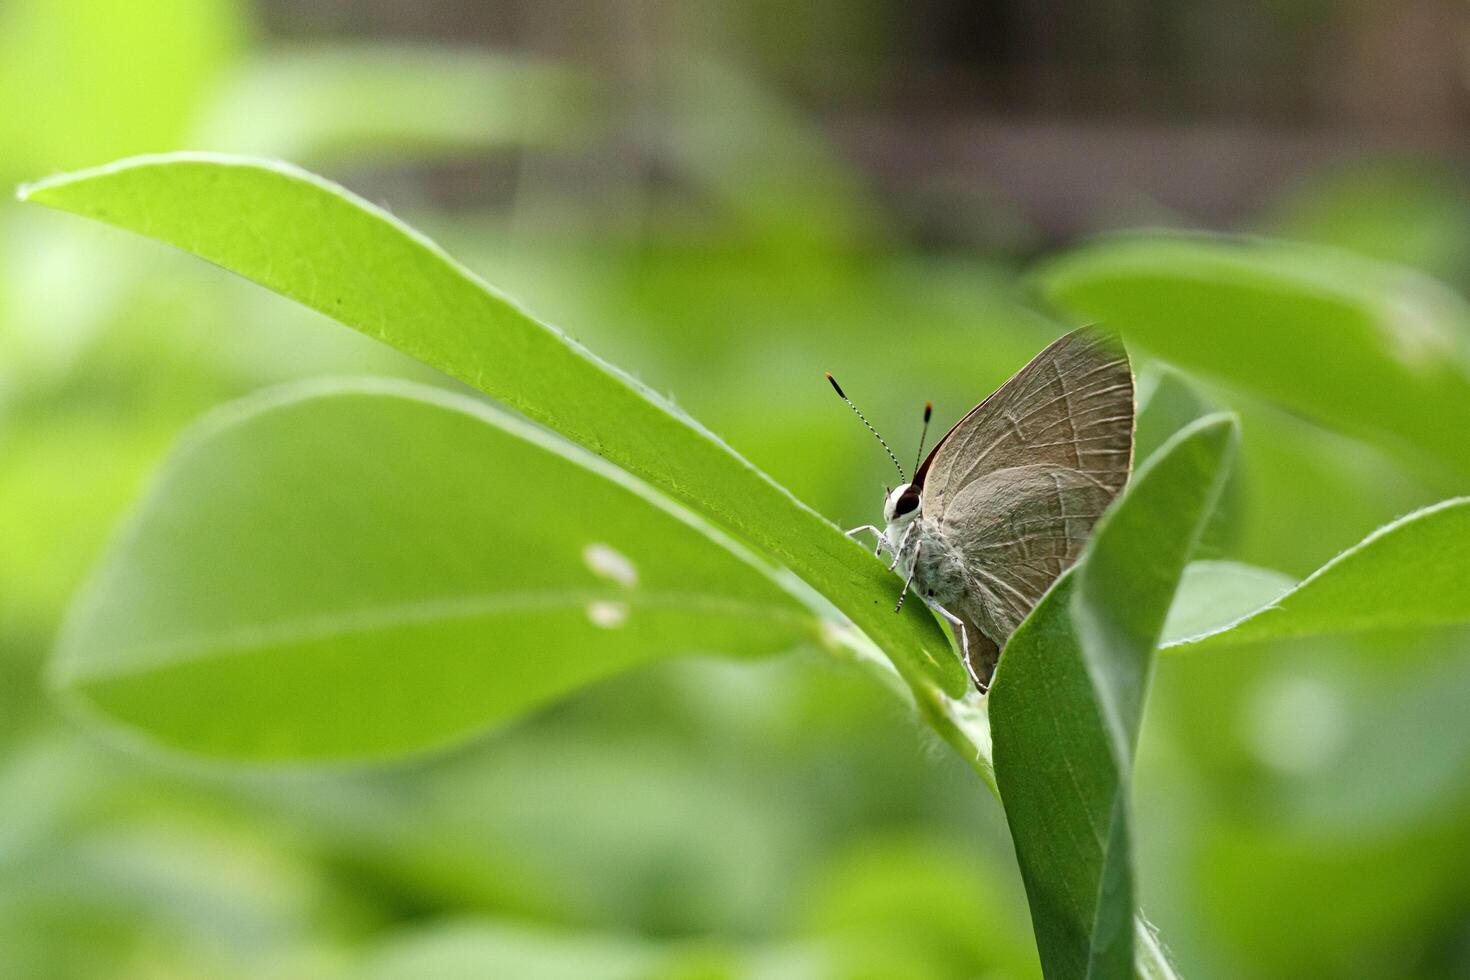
left=4, top=1, right=1470, bottom=977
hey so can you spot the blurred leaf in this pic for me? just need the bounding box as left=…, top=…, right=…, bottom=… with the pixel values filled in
left=1214, top=388, right=1434, bottom=577
left=1037, top=234, right=1470, bottom=483
left=1282, top=654, right=1470, bottom=834
left=361, top=920, right=837, bottom=980
left=1160, top=561, right=1296, bottom=645
left=1134, top=367, right=1215, bottom=466
left=991, top=415, right=1238, bottom=979
left=800, top=835, right=1041, bottom=979
left=0, top=0, right=242, bottom=178
left=20, top=153, right=968, bottom=705
left=0, top=415, right=170, bottom=627
left=193, top=45, right=592, bottom=164
left=1261, top=161, right=1470, bottom=289
left=1166, top=498, right=1470, bottom=650
left=397, top=715, right=816, bottom=936
left=0, top=735, right=340, bottom=978
left=1198, top=817, right=1470, bottom=979
left=54, top=380, right=815, bottom=760
left=361, top=922, right=662, bottom=980
left=1134, top=365, right=1242, bottom=555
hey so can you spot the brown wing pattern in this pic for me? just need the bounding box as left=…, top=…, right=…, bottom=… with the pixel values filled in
left=917, top=328, right=1133, bottom=514
left=917, top=328, right=1134, bottom=687
left=943, top=465, right=1115, bottom=684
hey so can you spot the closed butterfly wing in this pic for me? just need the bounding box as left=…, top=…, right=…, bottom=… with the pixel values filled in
left=938, top=464, right=1118, bottom=684
left=917, top=328, right=1134, bottom=686
left=918, top=328, right=1133, bottom=507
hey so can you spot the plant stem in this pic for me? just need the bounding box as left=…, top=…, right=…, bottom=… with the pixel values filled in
left=821, top=618, right=1180, bottom=980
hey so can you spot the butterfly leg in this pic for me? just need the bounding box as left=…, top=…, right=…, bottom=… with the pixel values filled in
left=844, top=524, right=886, bottom=556
left=895, top=540, right=920, bottom=613
left=924, top=597, right=972, bottom=670
left=887, top=522, right=917, bottom=572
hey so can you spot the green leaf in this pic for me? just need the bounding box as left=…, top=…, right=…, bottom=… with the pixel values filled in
left=1160, top=561, right=1296, bottom=645
left=1036, top=233, right=1470, bottom=482
left=1134, top=365, right=1241, bottom=554
left=1166, top=497, right=1470, bottom=650
left=1134, top=366, right=1214, bottom=466
left=1258, top=160, right=1470, bottom=287
left=361, top=922, right=666, bottom=980
left=53, top=379, right=816, bottom=761
left=800, top=836, right=1042, bottom=979
left=990, top=415, right=1238, bottom=979
left=19, top=153, right=967, bottom=704
left=361, top=920, right=838, bottom=980
left=192, top=46, right=591, bottom=164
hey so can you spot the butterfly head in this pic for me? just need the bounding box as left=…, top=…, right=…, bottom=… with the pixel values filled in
left=883, top=483, right=922, bottom=525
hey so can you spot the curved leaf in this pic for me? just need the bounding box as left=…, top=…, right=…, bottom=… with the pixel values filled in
left=1135, top=366, right=1215, bottom=465
left=192, top=46, right=590, bottom=163
left=1135, top=365, right=1241, bottom=553
left=361, top=920, right=840, bottom=980
left=990, top=415, right=1238, bottom=979
left=54, top=379, right=816, bottom=761
left=1037, top=234, right=1470, bottom=481
left=1166, top=497, right=1470, bottom=650
left=19, top=153, right=967, bottom=703
left=362, top=922, right=665, bottom=980
left=1160, top=561, right=1296, bottom=645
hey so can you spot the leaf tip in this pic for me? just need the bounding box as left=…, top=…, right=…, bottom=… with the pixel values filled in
left=14, top=176, right=47, bottom=204
left=1177, top=410, right=1240, bottom=448
left=15, top=165, right=103, bottom=208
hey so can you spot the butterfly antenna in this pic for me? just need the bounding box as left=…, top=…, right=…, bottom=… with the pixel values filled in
left=825, top=372, right=906, bottom=483
left=912, top=401, right=933, bottom=475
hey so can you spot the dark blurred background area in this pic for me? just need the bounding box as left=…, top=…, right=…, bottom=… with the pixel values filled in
left=249, top=0, right=1470, bottom=242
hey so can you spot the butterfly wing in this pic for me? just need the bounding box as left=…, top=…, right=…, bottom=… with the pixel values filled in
left=939, top=464, right=1118, bottom=685
left=917, top=328, right=1134, bottom=685
left=917, top=327, right=1133, bottom=509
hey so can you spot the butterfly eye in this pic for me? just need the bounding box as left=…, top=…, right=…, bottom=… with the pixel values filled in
left=894, top=488, right=920, bottom=516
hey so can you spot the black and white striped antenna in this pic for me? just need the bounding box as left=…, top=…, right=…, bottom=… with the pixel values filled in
left=825, top=372, right=906, bottom=483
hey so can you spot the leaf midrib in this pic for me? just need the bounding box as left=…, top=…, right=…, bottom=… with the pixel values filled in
left=1165, top=496, right=1470, bottom=649
left=57, top=590, right=816, bottom=685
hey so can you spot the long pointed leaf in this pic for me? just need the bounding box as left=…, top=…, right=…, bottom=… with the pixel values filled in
left=53, top=379, right=816, bottom=760
left=18, top=153, right=967, bottom=700
left=990, top=415, right=1238, bottom=979
left=1165, top=497, right=1470, bottom=650
left=1037, top=234, right=1470, bottom=482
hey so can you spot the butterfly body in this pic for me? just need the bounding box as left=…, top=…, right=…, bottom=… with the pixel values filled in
left=904, top=522, right=970, bottom=605
left=882, top=498, right=967, bottom=607
left=843, top=328, right=1135, bottom=692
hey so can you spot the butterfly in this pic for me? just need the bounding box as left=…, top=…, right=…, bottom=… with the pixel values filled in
left=829, top=327, right=1134, bottom=691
